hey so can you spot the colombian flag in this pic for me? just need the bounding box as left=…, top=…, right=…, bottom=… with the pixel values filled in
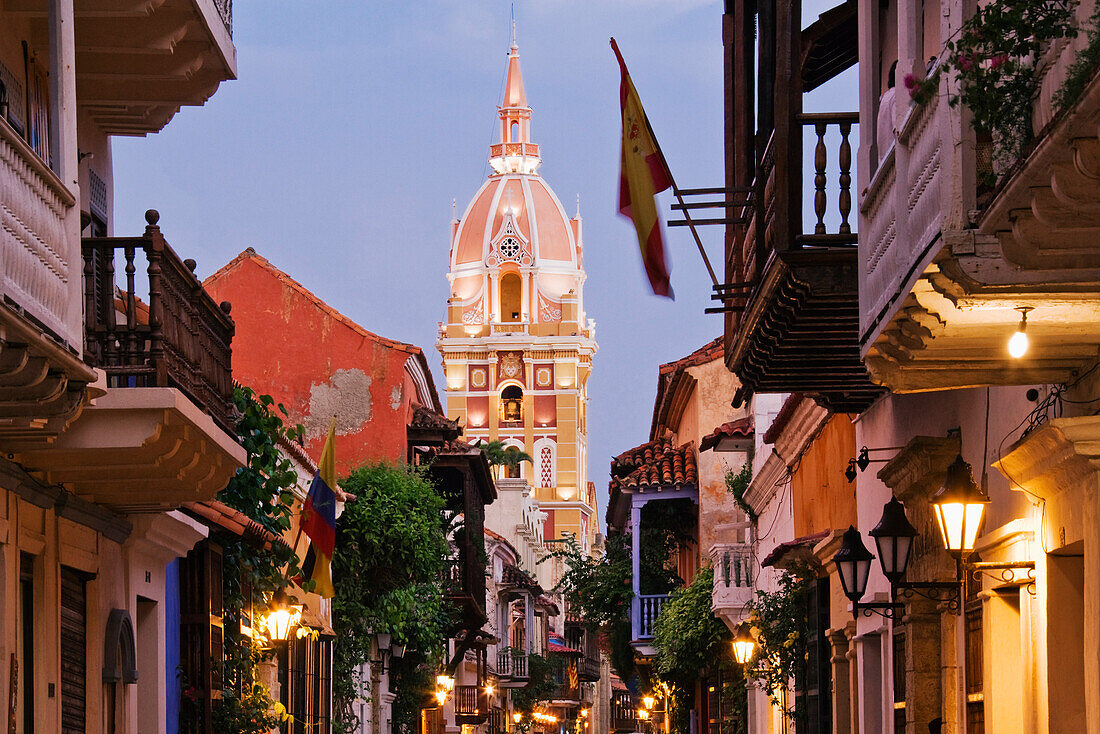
left=612, top=37, right=675, bottom=299
left=299, top=422, right=337, bottom=598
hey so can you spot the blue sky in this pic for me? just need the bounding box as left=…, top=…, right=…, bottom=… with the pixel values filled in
left=113, top=0, right=853, bottom=529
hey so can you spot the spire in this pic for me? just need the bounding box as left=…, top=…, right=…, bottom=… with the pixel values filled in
left=489, top=24, right=540, bottom=175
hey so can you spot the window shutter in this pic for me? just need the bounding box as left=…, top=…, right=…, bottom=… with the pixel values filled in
left=179, top=540, right=224, bottom=734
left=60, top=567, right=88, bottom=734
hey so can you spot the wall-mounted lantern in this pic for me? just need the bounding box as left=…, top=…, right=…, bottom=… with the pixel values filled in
left=731, top=622, right=756, bottom=666
left=833, top=455, right=1033, bottom=619
left=263, top=589, right=302, bottom=642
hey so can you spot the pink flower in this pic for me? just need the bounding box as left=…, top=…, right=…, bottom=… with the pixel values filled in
left=903, top=73, right=918, bottom=90
left=959, top=53, right=973, bottom=72
left=990, top=53, right=1010, bottom=69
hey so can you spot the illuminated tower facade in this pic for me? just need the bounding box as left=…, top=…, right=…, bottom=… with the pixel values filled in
left=438, top=37, right=598, bottom=550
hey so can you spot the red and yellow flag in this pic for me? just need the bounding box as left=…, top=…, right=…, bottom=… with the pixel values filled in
left=612, top=38, right=675, bottom=299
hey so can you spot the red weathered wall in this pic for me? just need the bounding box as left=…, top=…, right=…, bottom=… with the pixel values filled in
left=205, top=253, right=429, bottom=475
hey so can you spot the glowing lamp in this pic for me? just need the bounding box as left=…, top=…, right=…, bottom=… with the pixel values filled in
left=731, top=621, right=756, bottom=665
left=435, top=689, right=448, bottom=706
left=638, top=710, right=649, bottom=721
left=465, top=324, right=481, bottom=337
left=485, top=683, right=495, bottom=697
left=557, top=485, right=577, bottom=501
left=580, top=708, right=589, bottom=718
left=513, top=713, right=523, bottom=724
left=1008, top=307, right=1032, bottom=358
left=931, top=455, right=990, bottom=558
left=436, top=675, right=455, bottom=692
left=868, top=496, right=918, bottom=584
left=264, top=589, right=301, bottom=642
left=642, top=696, right=655, bottom=710
left=833, top=526, right=874, bottom=604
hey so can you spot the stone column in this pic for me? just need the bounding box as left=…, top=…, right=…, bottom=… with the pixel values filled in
left=904, top=597, right=943, bottom=734
left=829, top=627, right=852, bottom=734
left=845, top=623, right=859, bottom=734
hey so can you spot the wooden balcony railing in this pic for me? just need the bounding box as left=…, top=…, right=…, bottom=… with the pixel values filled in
left=496, top=647, right=528, bottom=679
left=453, top=685, right=489, bottom=723
left=636, top=594, right=669, bottom=639
left=734, top=112, right=858, bottom=292
left=82, top=210, right=234, bottom=432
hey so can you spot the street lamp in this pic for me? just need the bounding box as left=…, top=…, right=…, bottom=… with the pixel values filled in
left=834, top=526, right=874, bottom=604
left=642, top=696, right=655, bottom=711
left=868, top=496, right=918, bottom=584
left=263, top=589, right=302, bottom=642
left=436, top=674, right=455, bottom=693
left=931, top=455, right=990, bottom=558
left=731, top=622, right=756, bottom=665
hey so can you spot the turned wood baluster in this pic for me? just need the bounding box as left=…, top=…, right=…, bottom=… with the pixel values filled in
left=813, top=122, right=828, bottom=235
left=104, top=248, right=118, bottom=368
left=839, top=121, right=853, bottom=235
left=146, top=237, right=166, bottom=389
left=82, top=246, right=97, bottom=362
left=124, top=244, right=137, bottom=368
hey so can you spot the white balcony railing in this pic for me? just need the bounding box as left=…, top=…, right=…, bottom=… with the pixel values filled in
left=711, top=543, right=754, bottom=616
left=0, top=119, right=79, bottom=348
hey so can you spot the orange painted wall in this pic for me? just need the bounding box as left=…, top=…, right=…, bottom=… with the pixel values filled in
left=791, top=414, right=857, bottom=538
left=205, top=254, right=430, bottom=474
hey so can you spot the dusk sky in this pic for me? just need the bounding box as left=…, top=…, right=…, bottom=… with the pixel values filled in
left=113, top=0, right=852, bottom=529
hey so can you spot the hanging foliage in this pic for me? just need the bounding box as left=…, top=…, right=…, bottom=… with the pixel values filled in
left=652, top=567, right=741, bottom=734
left=743, top=565, right=815, bottom=725
left=331, top=463, right=454, bottom=734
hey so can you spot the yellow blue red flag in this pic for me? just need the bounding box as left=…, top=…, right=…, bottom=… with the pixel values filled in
left=299, top=421, right=337, bottom=598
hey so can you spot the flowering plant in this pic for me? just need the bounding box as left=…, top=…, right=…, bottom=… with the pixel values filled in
left=907, top=0, right=1079, bottom=182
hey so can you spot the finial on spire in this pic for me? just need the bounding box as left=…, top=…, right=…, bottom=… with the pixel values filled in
left=452, top=198, right=457, bottom=220
left=511, top=3, right=517, bottom=48
left=576, top=194, right=581, bottom=217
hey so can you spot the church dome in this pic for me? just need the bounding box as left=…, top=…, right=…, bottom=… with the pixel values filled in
left=448, top=40, right=583, bottom=308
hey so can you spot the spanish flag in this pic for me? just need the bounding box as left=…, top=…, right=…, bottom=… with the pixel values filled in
left=299, top=422, right=338, bottom=598
left=613, top=38, right=674, bottom=299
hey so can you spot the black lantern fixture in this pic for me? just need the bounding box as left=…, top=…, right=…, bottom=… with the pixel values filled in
left=931, top=455, right=990, bottom=558
left=844, top=458, right=858, bottom=483
left=731, top=622, right=756, bottom=665
left=833, top=526, right=875, bottom=603
left=868, top=496, right=918, bottom=584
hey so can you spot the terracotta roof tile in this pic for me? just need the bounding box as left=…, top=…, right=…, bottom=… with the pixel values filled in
left=609, top=437, right=698, bottom=492
left=760, top=529, right=830, bottom=568
left=657, top=337, right=724, bottom=376
left=501, top=562, right=541, bottom=591
left=183, top=500, right=289, bottom=551
left=699, top=417, right=754, bottom=452
left=410, top=405, right=461, bottom=433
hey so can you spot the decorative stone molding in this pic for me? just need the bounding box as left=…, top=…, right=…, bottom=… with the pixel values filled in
left=745, top=396, right=830, bottom=514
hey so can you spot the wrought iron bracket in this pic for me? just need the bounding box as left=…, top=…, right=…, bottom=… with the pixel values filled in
left=852, top=600, right=904, bottom=620
left=893, top=581, right=962, bottom=615
left=968, top=560, right=1037, bottom=596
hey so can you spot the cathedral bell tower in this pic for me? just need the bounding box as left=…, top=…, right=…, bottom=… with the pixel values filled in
left=438, top=37, right=598, bottom=549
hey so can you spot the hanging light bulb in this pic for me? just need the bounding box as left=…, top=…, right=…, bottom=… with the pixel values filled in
left=1008, top=307, right=1033, bottom=358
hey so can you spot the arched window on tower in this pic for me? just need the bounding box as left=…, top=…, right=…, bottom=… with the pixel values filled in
left=501, top=385, right=523, bottom=424
left=534, top=438, right=556, bottom=488
left=510, top=120, right=519, bottom=142
left=500, top=272, right=522, bottom=322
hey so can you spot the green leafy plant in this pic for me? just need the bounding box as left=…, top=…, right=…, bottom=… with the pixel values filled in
left=509, top=653, right=560, bottom=714
left=907, top=0, right=1079, bottom=182
left=725, top=463, right=756, bottom=521
left=652, top=567, right=741, bottom=734
left=480, top=439, right=533, bottom=477
left=1054, top=4, right=1100, bottom=111
left=331, top=463, right=453, bottom=734
left=743, top=566, right=815, bottom=725
left=198, top=386, right=305, bottom=734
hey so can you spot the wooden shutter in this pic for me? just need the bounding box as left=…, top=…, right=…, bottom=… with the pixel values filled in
left=796, top=576, right=832, bottom=734
left=179, top=541, right=224, bottom=734
left=60, top=567, right=88, bottom=734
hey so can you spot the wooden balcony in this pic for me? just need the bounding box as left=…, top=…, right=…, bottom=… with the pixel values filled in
left=859, top=1, right=1100, bottom=392
left=633, top=593, right=668, bottom=641
left=453, top=685, right=490, bottom=725
left=724, top=114, right=882, bottom=413
left=496, top=647, right=529, bottom=687
left=82, top=210, right=235, bottom=432
left=7, top=0, right=236, bottom=134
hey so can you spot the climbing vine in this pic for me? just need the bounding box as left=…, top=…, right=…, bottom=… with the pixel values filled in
left=652, top=567, right=741, bottom=734
left=509, top=653, right=560, bottom=715
left=743, top=565, right=815, bottom=725
left=188, top=386, right=306, bottom=734
left=331, top=463, right=453, bottom=734
left=725, top=463, right=756, bottom=521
